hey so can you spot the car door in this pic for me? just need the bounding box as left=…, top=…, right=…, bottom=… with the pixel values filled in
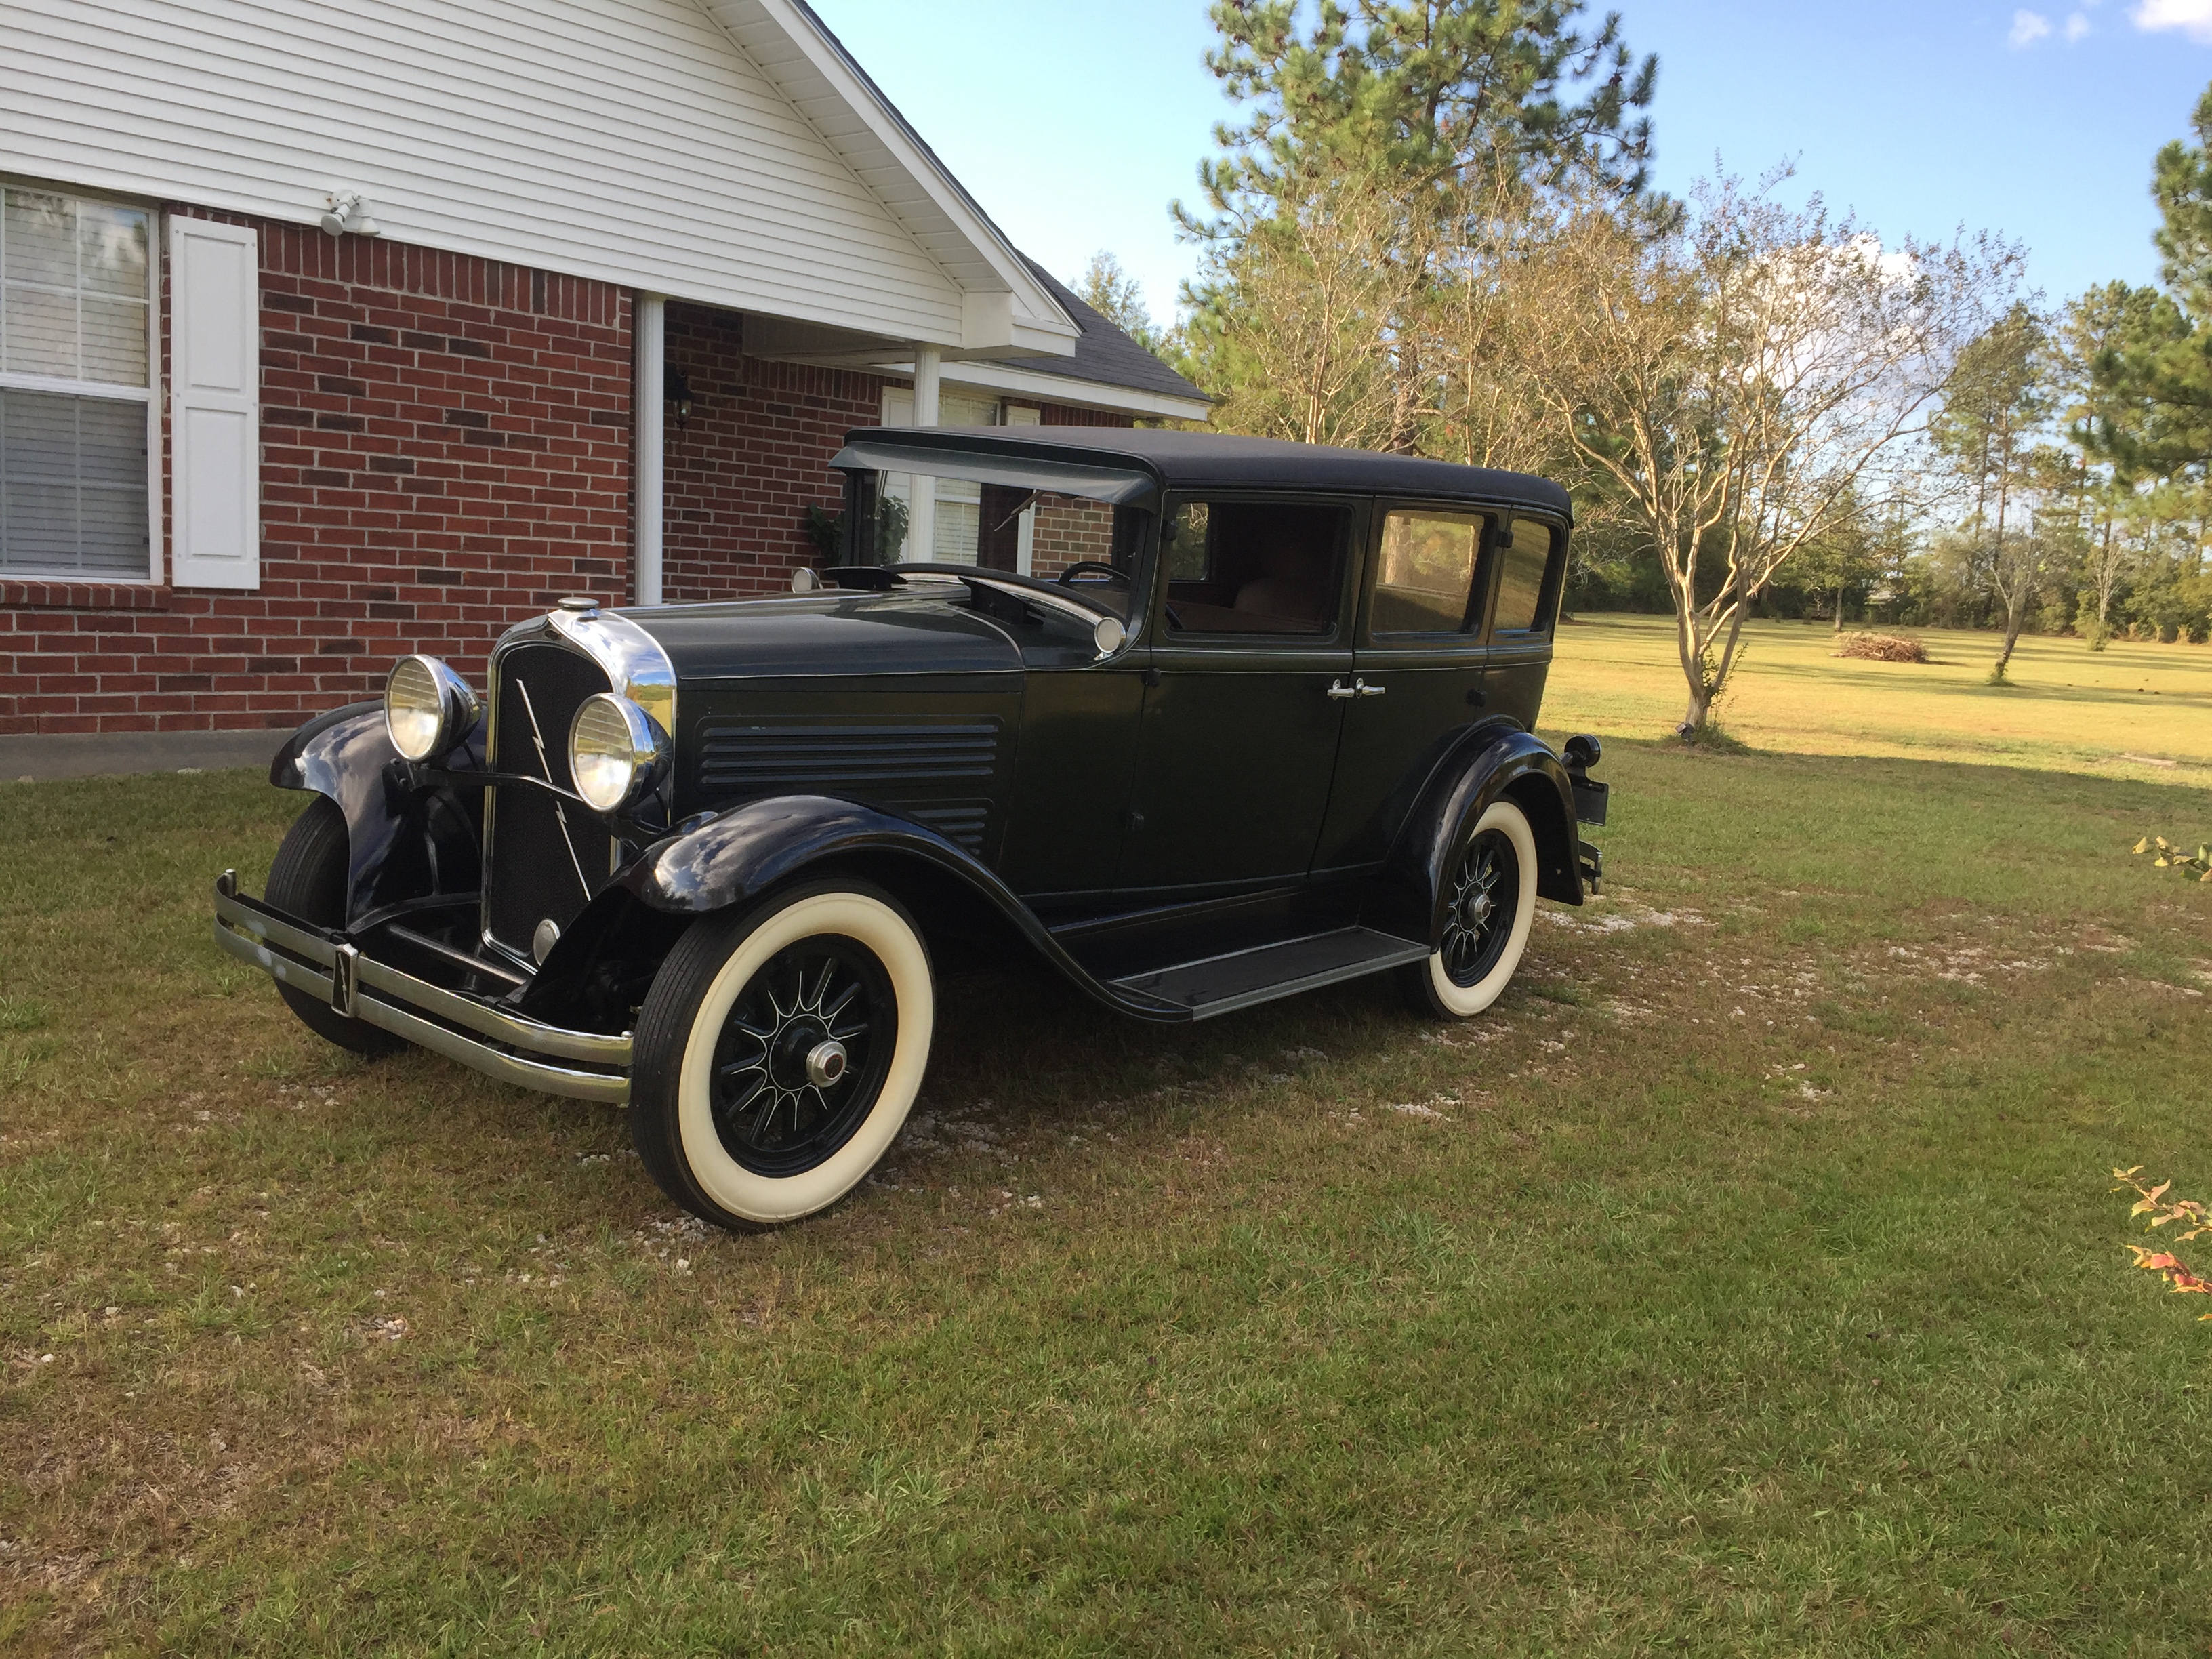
left=1313, top=502, right=1498, bottom=876
left=1112, top=493, right=1361, bottom=898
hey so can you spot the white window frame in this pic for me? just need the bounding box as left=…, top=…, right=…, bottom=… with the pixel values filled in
left=0, top=179, right=161, bottom=584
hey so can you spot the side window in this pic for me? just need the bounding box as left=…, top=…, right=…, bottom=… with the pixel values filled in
left=1371, top=510, right=1486, bottom=637
left=1492, top=517, right=1557, bottom=635
left=1162, top=497, right=1348, bottom=638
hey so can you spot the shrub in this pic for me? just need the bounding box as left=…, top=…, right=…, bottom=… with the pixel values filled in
left=1835, top=632, right=1929, bottom=663
left=2114, top=1168, right=2212, bottom=1319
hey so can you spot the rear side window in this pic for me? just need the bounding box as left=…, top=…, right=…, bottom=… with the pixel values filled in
left=1492, top=518, right=1557, bottom=634
left=1371, top=510, right=1486, bottom=636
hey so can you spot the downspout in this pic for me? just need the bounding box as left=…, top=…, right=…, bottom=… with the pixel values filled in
left=635, top=293, right=665, bottom=606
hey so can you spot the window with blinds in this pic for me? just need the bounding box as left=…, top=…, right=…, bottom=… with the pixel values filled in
left=0, top=187, right=154, bottom=578
left=878, top=386, right=1004, bottom=564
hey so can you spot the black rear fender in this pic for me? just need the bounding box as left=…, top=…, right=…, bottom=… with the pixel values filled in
left=270, top=703, right=485, bottom=922
left=1364, top=722, right=1582, bottom=947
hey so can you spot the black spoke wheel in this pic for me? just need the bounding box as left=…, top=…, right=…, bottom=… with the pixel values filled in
left=708, top=937, right=893, bottom=1178
left=1398, top=798, right=1538, bottom=1021
left=1437, top=829, right=1519, bottom=989
left=631, top=878, right=935, bottom=1232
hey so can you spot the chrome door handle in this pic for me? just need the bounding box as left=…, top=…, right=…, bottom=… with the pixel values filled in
left=1324, top=678, right=1358, bottom=699
left=1355, top=679, right=1386, bottom=697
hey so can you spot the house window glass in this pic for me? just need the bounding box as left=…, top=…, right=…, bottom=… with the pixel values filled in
left=1372, top=509, right=1484, bottom=636
left=1492, top=518, right=1556, bottom=634
left=0, top=186, right=154, bottom=577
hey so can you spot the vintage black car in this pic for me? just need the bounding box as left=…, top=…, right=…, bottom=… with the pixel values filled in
left=213, top=428, right=1607, bottom=1230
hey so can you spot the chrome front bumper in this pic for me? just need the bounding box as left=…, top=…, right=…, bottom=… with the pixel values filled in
left=212, top=872, right=632, bottom=1103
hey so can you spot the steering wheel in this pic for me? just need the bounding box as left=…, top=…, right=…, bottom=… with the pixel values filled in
left=1056, top=560, right=1129, bottom=588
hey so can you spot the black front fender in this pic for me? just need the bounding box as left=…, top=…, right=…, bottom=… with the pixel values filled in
left=1365, top=722, right=1582, bottom=947
left=271, top=703, right=485, bottom=921
left=595, top=794, right=1189, bottom=1021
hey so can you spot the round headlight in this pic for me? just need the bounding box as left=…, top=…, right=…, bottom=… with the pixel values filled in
left=384, top=655, right=478, bottom=762
left=568, top=692, right=670, bottom=814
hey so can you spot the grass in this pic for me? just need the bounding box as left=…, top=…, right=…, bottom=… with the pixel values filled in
left=1550, top=613, right=2212, bottom=781
left=4, top=618, right=2212, bottom=1654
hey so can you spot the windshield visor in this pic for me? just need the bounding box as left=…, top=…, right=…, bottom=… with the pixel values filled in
left=831, top=450, right=1155, bottom=617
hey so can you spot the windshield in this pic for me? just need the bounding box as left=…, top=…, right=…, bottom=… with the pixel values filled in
left=841, top=459, right=1153, bottom=619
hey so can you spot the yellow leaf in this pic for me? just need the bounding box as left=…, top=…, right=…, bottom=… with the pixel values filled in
left=2134, top=837, right=2150, bottom=855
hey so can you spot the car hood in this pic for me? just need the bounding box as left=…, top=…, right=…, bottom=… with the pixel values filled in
left=619, top=587, right=1025, bottom=682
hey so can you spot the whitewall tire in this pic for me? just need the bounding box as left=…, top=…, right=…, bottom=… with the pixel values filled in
left=631, top=879, right=933, bottom=1230
left=1398, top=798, right=1538, bottom=1020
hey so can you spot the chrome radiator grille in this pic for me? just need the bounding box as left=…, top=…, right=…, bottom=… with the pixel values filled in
left=485, top=642, right=613, bottom=960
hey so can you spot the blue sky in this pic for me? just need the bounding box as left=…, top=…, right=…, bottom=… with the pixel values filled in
left=807, top=0, right=2212, bottom=331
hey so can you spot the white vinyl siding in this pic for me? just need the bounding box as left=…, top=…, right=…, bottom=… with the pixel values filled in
left=2, top=0, right=978, bottom=346
left=168, top=216, right=260, bottom=590
left=0, top=186, right=154, bottom=579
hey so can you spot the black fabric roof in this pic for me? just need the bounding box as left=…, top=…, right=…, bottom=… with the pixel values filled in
left=981, top=260, right=1209, bottom=407
left=841, top=426, right=1573, bottom=518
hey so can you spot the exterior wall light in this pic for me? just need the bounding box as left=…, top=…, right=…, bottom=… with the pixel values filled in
left=320, top=191, right=380, bottom=237
left=665, top=367, right=692, bottom=430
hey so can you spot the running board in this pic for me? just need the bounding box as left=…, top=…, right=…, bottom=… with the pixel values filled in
left=1107, top=926, right=1431, bottom=1021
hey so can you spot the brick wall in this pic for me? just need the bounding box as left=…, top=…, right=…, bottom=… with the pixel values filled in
left=1, top=228, right=1147, bottom=733
left=1027, top=495, right=1117, bottom=579
left=661, top=304, right=882, bottom=601
left=662, top=301, right=1135, bottom=600
left=1, top=214, right=632, bottom=734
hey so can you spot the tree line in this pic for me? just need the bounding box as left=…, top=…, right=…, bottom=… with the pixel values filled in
left=1071, top=1, right=2212, bottom=731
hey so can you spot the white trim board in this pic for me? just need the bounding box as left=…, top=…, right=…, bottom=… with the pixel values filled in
left=876, top=358, right=1212, bottom=424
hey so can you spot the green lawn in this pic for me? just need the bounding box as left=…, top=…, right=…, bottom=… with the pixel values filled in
left=3, top=619, right=2211, bottom=1654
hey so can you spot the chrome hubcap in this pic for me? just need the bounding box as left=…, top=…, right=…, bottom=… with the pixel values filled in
left=805, top=1038, right=848, bottom=1086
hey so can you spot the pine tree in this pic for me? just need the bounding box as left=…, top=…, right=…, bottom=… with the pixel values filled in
left=1176, top=0, right=1656, bottom=452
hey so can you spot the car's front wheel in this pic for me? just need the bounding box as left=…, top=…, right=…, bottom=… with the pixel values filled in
left=629, top=878, right=933, bottom=1231
left=1397, top=797, right=1539, bottom=1020
left=265, top=795, right=401, bottom=1057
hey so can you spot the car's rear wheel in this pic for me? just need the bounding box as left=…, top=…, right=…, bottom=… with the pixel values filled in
left=630, top=878, right=933, bottom=1231
left=1397, top=798, right=1538, bottom=1020
left=264, top=795, right=401, bottom=1056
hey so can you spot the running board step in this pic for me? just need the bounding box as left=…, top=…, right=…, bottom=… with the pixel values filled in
left=1107, top=926, right=1431, bottom=1021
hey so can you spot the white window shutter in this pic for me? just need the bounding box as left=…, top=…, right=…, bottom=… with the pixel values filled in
left=169, top=218, right=260, bottom=589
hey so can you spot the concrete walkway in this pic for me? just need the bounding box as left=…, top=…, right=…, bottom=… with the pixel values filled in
left=2, top=729, right=287, bottom=783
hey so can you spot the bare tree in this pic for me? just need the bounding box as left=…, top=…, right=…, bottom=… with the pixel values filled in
left=1185, top=168, right=1423, bottom=449
left=1505, top=170, right=2020, bottom=734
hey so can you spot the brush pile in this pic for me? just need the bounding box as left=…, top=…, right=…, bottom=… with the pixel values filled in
left=1835, top=632, right=1929, bottom=663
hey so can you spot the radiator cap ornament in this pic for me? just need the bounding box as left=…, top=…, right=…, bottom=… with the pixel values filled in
left=556, top=596, right=600, bottom=617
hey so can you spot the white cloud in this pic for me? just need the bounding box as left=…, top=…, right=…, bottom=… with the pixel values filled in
left=2009, top=8, right=2053, bottom=45
left=2135, top=0, right=2212, bottom=41
left=2066, top=9, right=2093, bottom=38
